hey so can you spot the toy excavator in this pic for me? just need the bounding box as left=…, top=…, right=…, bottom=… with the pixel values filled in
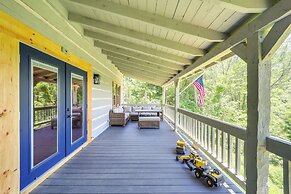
left=176, top=151, right=200, bottom=164
left=176, top=140, right=187, bottom=154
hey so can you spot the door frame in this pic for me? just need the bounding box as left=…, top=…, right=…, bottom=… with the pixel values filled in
left=20, top=43, right=88, bottom=189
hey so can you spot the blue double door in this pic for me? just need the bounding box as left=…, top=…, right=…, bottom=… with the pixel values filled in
left=20, top=44, right=87, bottom=189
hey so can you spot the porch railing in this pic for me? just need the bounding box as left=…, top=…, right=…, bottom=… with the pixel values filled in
left=34, top=105, right=57, bottom=127
left=164, top=105, right=174, bottom=124
left=164, top=106, right=291, bottom=193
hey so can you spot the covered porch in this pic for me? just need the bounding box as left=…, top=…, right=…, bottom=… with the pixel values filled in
left=0, top=0, right=290, bottom=194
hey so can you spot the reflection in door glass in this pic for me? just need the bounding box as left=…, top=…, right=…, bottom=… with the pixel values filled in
left=32, top=60, right=58, bottom=166
left=71, top=74, right=84, bottom=143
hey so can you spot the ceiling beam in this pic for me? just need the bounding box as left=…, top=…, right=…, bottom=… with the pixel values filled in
left=102, top=50, right=183, bottom=71
left=68, top=13, right=205, bottom=56
left=116, top=66, right=171, bottom=79
left=96, top=41, right=184, bottom=69
left=211, top=0, right=277, bottom=13
left=83, top=31, right=192, bottom=63
left=108, top=56, right=178, bottom=74
left=262, top=15, right=291, bottom=60
left=70, top=0, right=226, bottom=42
left=113, top=62, right=173, bottom=77
left=164, top=0, right=291, bottom=86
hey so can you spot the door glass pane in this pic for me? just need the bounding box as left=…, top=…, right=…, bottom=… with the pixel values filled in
left=32, top=60, right=58, bottom=166
left=71, top=74, right=84, bottom=143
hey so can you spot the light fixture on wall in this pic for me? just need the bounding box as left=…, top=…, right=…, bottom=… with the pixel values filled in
left=93, top=74, right=100, bottom=85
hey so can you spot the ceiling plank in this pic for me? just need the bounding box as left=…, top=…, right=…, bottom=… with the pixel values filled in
left=102, top=50, right=184, bottom=71
left=114, top=62, right=173, bottom=77
left=70, top=0, right=226, bottom=42
left=164, top=0, right=291, bottom=86
left=108, top=56, right=178, bottom=74
left=83, top=31, right=192, bottom=63
left=96, top=41, right=184, bottom=68
left=68, top=13, right=205, bottom=55
left=211, top=0, right=277, bottom=13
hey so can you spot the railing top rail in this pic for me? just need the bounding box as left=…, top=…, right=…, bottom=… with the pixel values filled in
left=165, top=104, right=174, bottom=109
left=266, top=136, right=291, bottom=161
left=178, top=108, right=247, bottom=140
left=34, top=105, right=57, bottom=110
left=121, top=103, right=161, bottom=107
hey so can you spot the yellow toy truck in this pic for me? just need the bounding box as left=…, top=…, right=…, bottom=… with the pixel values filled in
left=176, top=140, right=187, bottom=154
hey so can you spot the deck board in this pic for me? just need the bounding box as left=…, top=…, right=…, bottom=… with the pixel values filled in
left=31, top=121, right=243, bottom=194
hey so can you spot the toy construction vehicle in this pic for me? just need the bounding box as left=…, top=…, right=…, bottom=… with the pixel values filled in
left=176, top=140, right=187, bottom=154
left=182, top=153, right=224, bottom=187
left=185, top=153, right=207, bottom=171
left=204, top=169, right=224, bottom=187
left=175, top=151, right=200, bottom=164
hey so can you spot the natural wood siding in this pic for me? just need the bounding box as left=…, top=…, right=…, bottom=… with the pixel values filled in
left=0, top=10, right=122, bottom=193
left=0, top=34, right=20, bottom=194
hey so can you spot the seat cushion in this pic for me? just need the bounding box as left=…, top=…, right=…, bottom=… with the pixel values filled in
left=113, top=107, right=124, bottom=113
left=132, top=107, right=141, bottom=112
left=123, top=106, right=132, bottom=113
left=139, top=117, right=160, bottom=122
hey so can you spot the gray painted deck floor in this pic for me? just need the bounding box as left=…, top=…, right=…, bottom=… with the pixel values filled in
left=31, top=121, right=243, bottom=194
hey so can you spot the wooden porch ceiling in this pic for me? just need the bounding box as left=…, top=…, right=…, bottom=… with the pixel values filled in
left=59, top=0, right=278, bottom=86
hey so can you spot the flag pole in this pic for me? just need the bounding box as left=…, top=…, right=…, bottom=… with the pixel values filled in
left=179, top=73, right=204, bottom=96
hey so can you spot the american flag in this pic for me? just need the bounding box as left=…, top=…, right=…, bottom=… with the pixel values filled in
left=193, top=75, right=205, bottom=106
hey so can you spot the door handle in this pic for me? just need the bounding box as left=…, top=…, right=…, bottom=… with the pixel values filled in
left=67, top=115, right=71, bottom=118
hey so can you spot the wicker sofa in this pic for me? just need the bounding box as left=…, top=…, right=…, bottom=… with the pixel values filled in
left=109, top=107, right=130, bottom=126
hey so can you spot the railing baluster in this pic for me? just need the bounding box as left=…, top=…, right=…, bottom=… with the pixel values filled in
left=207, top=125, right=211, bottom=151
left=244, top=142, right=246, bottom=180
left=222, top=132, right=226, bottom=164
left=198, top=121, right=201, bottom=144
left=235, top=137, right=241, bottom=175
left=189, top=117, right=194, bottom=139
left=205, top=124, right=208, bottom=150
left=283, top=159, right=290, bottom=194
left=211, top=127, right=214, bottom=154
left=216, top=129, right=220, bottom=160
left=228, top=134, right=233, bottom=168
left=201, top=123, right=204, bottom=147
left=186, top=116, right=191, bottom=136
left=195, top=120, right=198, bottom=141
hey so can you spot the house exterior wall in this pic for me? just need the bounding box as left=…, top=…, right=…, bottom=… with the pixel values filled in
left=0, top=9, right=122, bottom=193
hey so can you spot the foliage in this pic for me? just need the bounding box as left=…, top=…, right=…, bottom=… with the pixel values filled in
left=123, top=77, right=162, bottom=104
left=33, top=82, right=57, bottom=107
left=164, top=35, right=290, bottom=193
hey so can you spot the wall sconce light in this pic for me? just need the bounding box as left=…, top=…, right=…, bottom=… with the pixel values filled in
left=93, top=74, right=100, bottom=85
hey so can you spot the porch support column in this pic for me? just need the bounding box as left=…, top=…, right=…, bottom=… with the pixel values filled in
left=246, top=31, right=271, bottom=194
left=174, top=79, right=180, bottom=132
left=162, top=86, right=166, bottom=119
